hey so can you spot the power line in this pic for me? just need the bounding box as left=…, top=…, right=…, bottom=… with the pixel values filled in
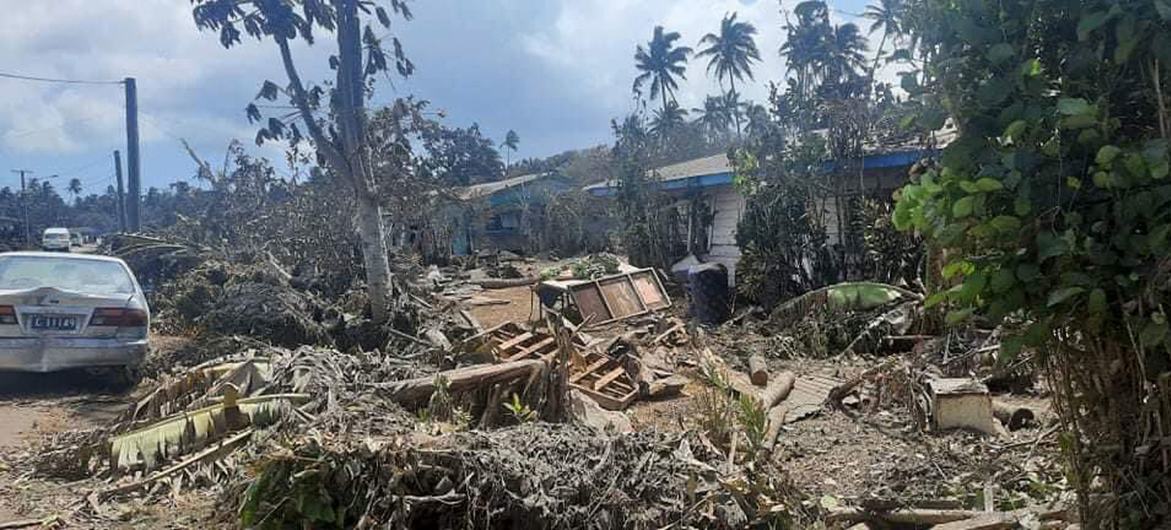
left=0, top=71, right=124, bottom=86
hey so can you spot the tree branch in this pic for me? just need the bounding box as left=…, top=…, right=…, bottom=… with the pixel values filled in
left=275, top=34, right=348, bottom=178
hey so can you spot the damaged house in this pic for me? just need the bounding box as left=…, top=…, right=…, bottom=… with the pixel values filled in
left=450, top=171, right=573, bottom=256
left=584, top=142, right=944, bottom=285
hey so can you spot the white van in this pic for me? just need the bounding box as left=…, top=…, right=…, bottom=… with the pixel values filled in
left=42, top=228, right=72, bottom=252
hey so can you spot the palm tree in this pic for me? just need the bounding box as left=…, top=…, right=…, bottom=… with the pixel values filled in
left=863, top=0, right=904, bottom=78
left=693, top=95, right=734, bottom=140
left=779, top=1, right=833, bottom=101
left=825, top=24, right=868, bottom=85
left=67, top=178, right=82, bottom=203
left=501, top=129, right=520, bottom=169
left=634, top=26, right=693, bottom=113
left=650, top=101, right=689, bottom=138
left=696, top=12, right=760, bottom=136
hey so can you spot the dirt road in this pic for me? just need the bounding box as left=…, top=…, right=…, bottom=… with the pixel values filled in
left=0, top=371, right=133, bottom=522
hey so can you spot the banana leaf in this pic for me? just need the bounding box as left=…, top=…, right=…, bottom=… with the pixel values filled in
left=110, top=393, right=307, bottom=472
left=769, top=282, right=921, bottom=330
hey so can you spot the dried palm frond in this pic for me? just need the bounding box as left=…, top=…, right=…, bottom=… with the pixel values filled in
left=110, top=392, right=307, bottom=473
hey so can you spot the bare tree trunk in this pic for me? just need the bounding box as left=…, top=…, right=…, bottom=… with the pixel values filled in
left=336, top=0, right=393, bottom=323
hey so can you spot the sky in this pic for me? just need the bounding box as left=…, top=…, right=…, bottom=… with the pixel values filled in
left=0, top=0, right=874, bottom=195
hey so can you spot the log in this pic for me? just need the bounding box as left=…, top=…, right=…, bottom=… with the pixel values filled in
left=759, top=371, right=796, bottom=409
left=748, top=355, right=769, bottom=386
left=697, top=347, right=757, bottom=398
left=827, top=508, right=986, bottom=526
left=992, top=401, right=1036, bottom=431
left=377, top=360, right=547, bottom=406
left=473, top=277, right=538, bottom=289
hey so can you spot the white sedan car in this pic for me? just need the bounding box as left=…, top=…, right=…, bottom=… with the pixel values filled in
left=0, top=252, right=149, bottom=374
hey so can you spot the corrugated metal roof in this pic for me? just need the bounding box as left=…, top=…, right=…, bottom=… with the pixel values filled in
left=455, top=172, right=549, bottom=201
left=583, top=153, right=732, bottom=192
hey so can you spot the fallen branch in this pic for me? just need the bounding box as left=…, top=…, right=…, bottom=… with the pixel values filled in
left=374, top=359, right=547, bottom=406
left=473, top=277, right=538, bottom=289
left=748, top=355, right=768, bottom=386
left=825, top=358, right=899, bottom=407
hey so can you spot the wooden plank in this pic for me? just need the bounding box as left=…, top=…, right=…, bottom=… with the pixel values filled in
left=570, top=284, right=611, bottom=323
left=496, top=332, right=534, bottom=353
left=570, top=357, right=610, bottom=384
left=594, top=366, right=626, bottom=391
left=505, top=337, right=555, bottom=361
left=599, top=277, right=643, bottom=319
left=592, top=279, right=619, bottom=320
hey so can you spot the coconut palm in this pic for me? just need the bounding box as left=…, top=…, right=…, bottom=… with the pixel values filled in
left=633, top=26, right=693, bottom=113
left=824, top=23, right=868, bottom=85
left=693, top=95, right=734, bottom=140
left=649, top=101, right=689, bottom=138
left=779, top=1, right=833, bottom=101
left=696, top=13, right=761, bottom=135
left=863, top=0, right=904, bottom=78
left=501, top=129, right=520, bottom=168
left=67, top=178, right=82, bottom=203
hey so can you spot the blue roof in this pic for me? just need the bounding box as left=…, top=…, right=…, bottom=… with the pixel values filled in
left=586, top=149, right=934, bottom=197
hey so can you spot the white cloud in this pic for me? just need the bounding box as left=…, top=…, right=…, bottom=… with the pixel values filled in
left=0, top=0, right=299, bottom=157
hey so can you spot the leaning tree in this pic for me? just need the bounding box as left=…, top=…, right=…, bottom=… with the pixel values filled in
left=192, top=0, right=414, bottom=323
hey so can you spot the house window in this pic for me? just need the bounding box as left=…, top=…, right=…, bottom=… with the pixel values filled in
left=486, top=211, right=521, bottom=232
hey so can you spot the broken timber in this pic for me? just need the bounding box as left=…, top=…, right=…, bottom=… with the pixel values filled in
left=374, top=359, right=547, bottom=406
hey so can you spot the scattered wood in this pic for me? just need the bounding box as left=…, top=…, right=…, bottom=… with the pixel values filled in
left=826, top=358, right=898, bottom=407
left=473, top=277, right=538, bottom=289
left=992, top=400, right=1037, bottom=431
left=0, top=517, right=58, bottom=529
left=758, top=371, right=796, bottom=409
left=645, top=374, right=688, bottom=399
left=748, top=355, right=769, bottom=386
left=375, top=359, right=548, bottom=406
left=467, top=296, right=511, bottom=307
left=827, top=507, right=992, bottom=526
left=653, top=323, right=685, bottom=345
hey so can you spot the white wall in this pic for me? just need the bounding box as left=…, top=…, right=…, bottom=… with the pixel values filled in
left=701, top=185, right=745, bottom=285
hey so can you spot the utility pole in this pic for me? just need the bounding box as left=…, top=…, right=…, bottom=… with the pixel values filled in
left=124, top=77, right=141, bottom=232
left=113, top=150, right=126, bottom=232
left=10, top=169, right=32, bottom=246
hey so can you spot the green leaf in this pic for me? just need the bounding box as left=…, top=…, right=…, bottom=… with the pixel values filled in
left=1152, top=160, right=1169, bottom=179
left=1088, top=288, right=1107, bottom=315
left=1014, top=197, right=1032, bottom=216
left=1077, top=11, right=1110, bottom=41
left=975, top=177, right=1004, bottom=192
left=1037, top=232, right=1069, bottom=261
left=1058, top=98, right=1094, bottom=116
left=1066, top=176, right=1083, bottom=190
left=1017, top=263, right=1041, bottom=282
left=989, top=215, right=1022, bottom=234
left=924, top=291, right=948, bottom=309
left=1140, top=320, right=1169, bottom=346
left=1092, top=171, right=1113, bottom=189
left=900, top=73, right=920, bottom=94
left=953, top=196, right=976, bottom=218
left=1047, top=286, right=1085, bottom=307
left=945, top=308, right=975, bottom=325
left=1003, top=120, right=1027, bottom=139
left=1096, top=145, right=1122, bottom=165
left=991, top=268, right=1016, bottom=293
left=942, top=260, right=971, bottom=279
left=987, top=43, right=1014, bottom=64
left=1061, top=114, right=1098, bottom=129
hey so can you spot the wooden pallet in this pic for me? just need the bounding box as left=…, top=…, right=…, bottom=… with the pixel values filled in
left=465, top=323, right=637, bottom=410
left=567, top=351, right=638, bottom=410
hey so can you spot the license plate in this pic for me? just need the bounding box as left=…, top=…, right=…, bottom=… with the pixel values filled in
left=28, top=314, right=78, bottom=331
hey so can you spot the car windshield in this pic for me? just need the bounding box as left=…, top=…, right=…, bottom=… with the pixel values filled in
left=0, top=256, right=135, bottom=295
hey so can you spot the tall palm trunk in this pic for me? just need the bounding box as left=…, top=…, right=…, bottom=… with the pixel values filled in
left=730, top=76, right=742, bottom=139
